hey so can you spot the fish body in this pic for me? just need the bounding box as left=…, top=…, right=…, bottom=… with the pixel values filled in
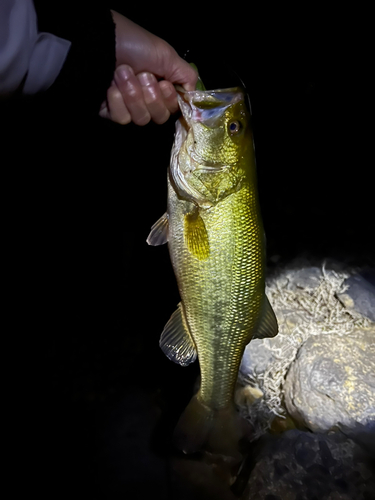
left=147, top=86, right=278, bottom=457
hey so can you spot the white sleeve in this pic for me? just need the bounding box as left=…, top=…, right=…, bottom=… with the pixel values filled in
left=0, top=0, right=71, bottom=95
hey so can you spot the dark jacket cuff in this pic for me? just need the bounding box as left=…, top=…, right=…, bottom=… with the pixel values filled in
left=33, top=0, right=116, bottom=115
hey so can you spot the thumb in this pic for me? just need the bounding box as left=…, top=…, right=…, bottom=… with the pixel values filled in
left=165, top=55, right=198, bottom=91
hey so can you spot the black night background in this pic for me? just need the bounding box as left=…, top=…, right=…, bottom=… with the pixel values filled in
left=2, top=2, right=373, bottom=498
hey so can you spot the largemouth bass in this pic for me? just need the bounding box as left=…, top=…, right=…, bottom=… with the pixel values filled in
left=147, top=84, right=278, bottom=457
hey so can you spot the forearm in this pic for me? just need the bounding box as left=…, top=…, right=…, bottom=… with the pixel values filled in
left=0, top=0, right=71, bottom=95
left=1, top=0, right=116, bottom=116
left=33, top=0, right=116, bottom=114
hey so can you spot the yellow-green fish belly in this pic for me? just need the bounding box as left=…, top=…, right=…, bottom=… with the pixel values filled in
left=167, top=177, right=265, bottom=409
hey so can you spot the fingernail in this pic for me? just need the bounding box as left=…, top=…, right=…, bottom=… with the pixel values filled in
left=117, top=65, right=133, bottom=81
left=138, top=72, right=156, bottom=86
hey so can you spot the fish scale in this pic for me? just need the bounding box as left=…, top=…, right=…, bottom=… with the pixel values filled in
left=147, top=85, right=278, bottom=456
left=168, top=178, right=264, bottom=409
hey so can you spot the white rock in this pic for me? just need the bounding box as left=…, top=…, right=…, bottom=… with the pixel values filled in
left=283, top=329, right=375, bottom=432
left=238, top=261, right=373, bottom=437
left=337, top=272, right=375, bottom=322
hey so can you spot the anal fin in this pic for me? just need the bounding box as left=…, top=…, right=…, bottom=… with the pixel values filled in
left=160, top=303, right=197, bottom=366
left=252, top=296, right=278, bottom=340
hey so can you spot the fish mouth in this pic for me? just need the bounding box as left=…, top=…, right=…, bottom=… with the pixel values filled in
left=176, top=86, right=244, bottom=112
left=177, top=87, right=244, bottom=173
left=175, top=85, right=242, bottom=96
left=177, top=87, right=244, bottom=129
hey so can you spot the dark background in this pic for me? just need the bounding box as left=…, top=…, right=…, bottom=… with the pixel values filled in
left=2, top=2, right=373, bottom=498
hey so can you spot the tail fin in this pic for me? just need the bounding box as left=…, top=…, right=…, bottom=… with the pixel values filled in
left=173, top=393, right=247, bottom=460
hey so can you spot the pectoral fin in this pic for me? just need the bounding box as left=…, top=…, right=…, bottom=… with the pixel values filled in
left=160, top=303, right=197, bottom=366
left=146, top=212, right=169, bottom=246
left=252, top=296, right=278, bottom=340
left=184, top=211, right=210, bottom=260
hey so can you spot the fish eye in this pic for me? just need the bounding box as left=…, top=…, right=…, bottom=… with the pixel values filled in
left=228, top=120, right=242, bottom=135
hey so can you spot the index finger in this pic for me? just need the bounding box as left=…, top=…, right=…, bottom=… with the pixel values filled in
left=158, top=80, right=179, bottom=114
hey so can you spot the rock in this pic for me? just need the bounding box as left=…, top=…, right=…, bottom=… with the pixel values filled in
left=239, top=264, right=348, bottom=385
left=285, top=266, right=323, bottom=291
left=239, top=261, right=373, bottom=438
left=337, top=272, right=375, bottom=322
left=283, top=329, right=375, bottom=432
left=235, top=385, right=264, bottom=407
left=336, top=421, right=375, bottom=458
left=268, top=414, right=297, bottom=434
left=239, top=339, right=275, bottom=378
left=244, top=429, right=375, bottom=500
left=362, top=269, right=375, bottom=287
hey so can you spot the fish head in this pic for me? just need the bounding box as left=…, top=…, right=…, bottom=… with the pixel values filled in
left=173, top=87, right=255, bottom=206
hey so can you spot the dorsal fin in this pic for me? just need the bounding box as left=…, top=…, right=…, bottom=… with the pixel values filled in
left=160, top=303, right=197, bottom=366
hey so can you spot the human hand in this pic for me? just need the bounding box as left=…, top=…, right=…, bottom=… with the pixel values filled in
left=99, top=11, right=197, bottom=125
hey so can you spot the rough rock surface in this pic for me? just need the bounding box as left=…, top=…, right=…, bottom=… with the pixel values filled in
left=283, top=329, right=375, bottom=432
left=168, top=427, right=375, bottom=500
left=239, top=338, right=275, bottom=377
left=239, top=266, right=324, bottom=382
left=337, top=272, right=375, bottom=322
left=238, top=261, right=374, bottom=437
left=244, top=428, right=375, bottom=500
